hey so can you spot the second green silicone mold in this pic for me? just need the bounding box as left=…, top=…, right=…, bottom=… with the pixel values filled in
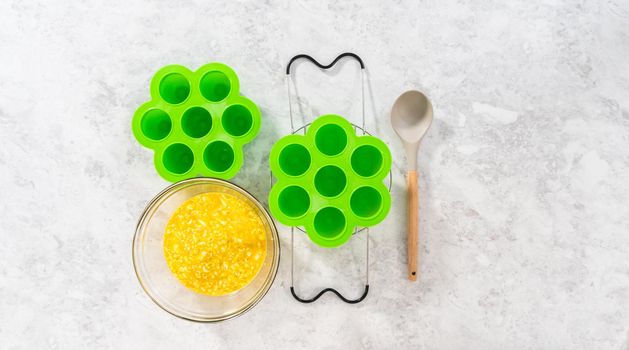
left=269, top=114, right=392, bottom=248
left=132, top=63, right=261, bottom=182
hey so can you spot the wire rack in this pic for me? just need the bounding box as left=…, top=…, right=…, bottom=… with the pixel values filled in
left=274, top=53, right=392, bottom=304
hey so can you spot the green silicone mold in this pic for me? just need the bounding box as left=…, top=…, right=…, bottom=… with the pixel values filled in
left=269, top=114, right=392, bottom=248
left=132, top=63, right=261, bottom=182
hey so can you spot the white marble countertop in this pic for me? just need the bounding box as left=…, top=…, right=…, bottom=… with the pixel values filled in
left=2, top=1, right=629, bottom=349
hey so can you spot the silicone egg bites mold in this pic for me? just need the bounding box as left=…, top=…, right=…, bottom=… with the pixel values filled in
left=132, top=63, right=261, bottom=182
left=269, top=114, right=391, bottom=248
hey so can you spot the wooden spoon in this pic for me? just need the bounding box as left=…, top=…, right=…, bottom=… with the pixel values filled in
left=390, top=90, right=433, bottom=281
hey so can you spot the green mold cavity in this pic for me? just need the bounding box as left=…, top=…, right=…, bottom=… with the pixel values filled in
left=159, top=73, right=190, bottom=104
left=200, top=71, right=231, bottom=102
left=278, top=144, right=311, bottom=176
left=163, top=143, right=194, bottom=175
left=222, top=104, right=253, bottom=137
left=314, top=207, right=346, bottom=239
left=351, top=144, right=383, bottom=177
left=278, top=186, right=310, bottom=218
left=132, top=63, right=261, bottom=182
left=204, top=141, right=235, bottom=173
left=141, top=109, right=172, bottom=141
left=269, top=114, right=392, bottom=248
left=181, top=107, right=212, bottom=138
left=315, top=124, right=347, bottom=156
left=314, top=165, right=347, bottom=197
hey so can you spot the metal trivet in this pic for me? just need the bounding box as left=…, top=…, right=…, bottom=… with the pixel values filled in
left=278, top=52, right=392, bottom=304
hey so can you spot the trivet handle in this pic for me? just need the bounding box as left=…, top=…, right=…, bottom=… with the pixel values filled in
left=290, top=285, right=369, bottom=304
left=285, top=52, right=366, bottom=134
left=289, top=227, right=370, bottom=304
left=285, top=52, right=365, bottom=74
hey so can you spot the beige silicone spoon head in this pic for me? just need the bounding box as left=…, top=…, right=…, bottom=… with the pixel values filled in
left=390, top=90, right=433, bottom=170
left=390, top=90, right=433, bottom=281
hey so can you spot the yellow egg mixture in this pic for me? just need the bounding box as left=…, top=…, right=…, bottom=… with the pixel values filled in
left=163, top=192, right=266, bottom=296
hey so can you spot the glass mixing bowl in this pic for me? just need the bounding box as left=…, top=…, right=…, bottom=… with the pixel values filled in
left=132, top=177, right=280, bottom=322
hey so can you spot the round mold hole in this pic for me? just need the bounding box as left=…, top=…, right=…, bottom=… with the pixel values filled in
left=315, top=124, right=347, bottom=156
left=140, top=109, right=171, bottom=141
left=222, top=104, right=253, bottom=137
left=351, top=145, right=383, bottom=177
left=159, top=73, right=190, bottom=104
left=204, top=141, right=235, bottom=173
left=278, top=186, right=310, bottom=218
left=181, top=107, right=212, bottom=138
left=314, top=165, right=346, bottom=197
left=278, top=144, right=311, bottom=176
left=350, top=186, right=382, bottom=218
left=200, top=71, right=231, bottom=102
left=314, top=207, right=346, bottom=239
left=163, top=143, right=194, bottom=174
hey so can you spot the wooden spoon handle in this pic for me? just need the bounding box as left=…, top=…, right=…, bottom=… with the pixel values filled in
left=407, top=170, right=419, bottom=281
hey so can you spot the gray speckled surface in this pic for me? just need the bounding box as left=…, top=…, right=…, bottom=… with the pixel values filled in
left=2, top=0, right=629, bottom=349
